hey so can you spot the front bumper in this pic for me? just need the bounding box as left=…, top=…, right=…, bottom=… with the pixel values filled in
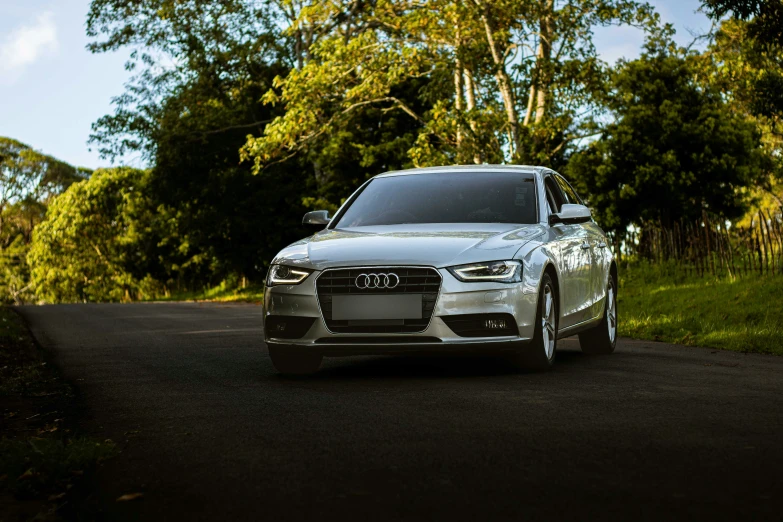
left=263, top=267, right=539, bottom=354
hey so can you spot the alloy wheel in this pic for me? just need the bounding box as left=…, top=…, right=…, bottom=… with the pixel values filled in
left=606, top=284, right=617, bottom=343
left=542, top=284, right=556, bottom=359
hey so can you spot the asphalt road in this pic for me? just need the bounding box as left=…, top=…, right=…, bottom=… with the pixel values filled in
left=15, top=303, right=783, bottom=521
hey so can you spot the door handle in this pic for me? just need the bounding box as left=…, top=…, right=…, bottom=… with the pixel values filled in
left=580, top=241, right=591, bottom=250
left=598, top=242, right=607, bottom=249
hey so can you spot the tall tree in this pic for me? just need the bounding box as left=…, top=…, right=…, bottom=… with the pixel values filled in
left=86, top=0, right=429, bottom=284
left=28, top=167, right=165, bottom=303
left=697, top=18, right=783, bottom=210
left=701, top=0, right=783, bottom=46
left=565, top=37, right=768, bottom=234
left=241, top=0, right=658, bottom=171
left=0, top=137, right=87, bottom=303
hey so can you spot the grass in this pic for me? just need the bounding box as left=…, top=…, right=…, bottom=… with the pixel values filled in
left=0, top=307, right=51, bottom=396
left=0, top=437, right=116, bottom=500
left=618, top=262, right=783, bottom=355
left=0, top=306, right=117, bottom=518
left=153, top=281, right=265, bottom=303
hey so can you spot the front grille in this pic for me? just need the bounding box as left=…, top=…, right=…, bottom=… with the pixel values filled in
left=316, top=267, right=441, bottom=334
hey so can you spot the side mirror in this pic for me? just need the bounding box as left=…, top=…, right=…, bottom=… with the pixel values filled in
left=303, top=210, right=331, bottom=226
left=549, top=203, right=591, bottom=225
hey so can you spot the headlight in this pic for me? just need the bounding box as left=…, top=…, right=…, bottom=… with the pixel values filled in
left=266, top=265, right=313, bottom=286
left=448, top=260, right=522, bottom=283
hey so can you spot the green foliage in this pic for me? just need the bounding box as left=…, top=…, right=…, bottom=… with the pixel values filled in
left=0, top=306, right=116, bottom=510
left=28, top=167, right=163, bottom=303
left=241, top=0, right=659, bottom=171
left=85, top=0, right=433, bottom=284
left=0, top=437, right=116, bottom=499
left=41, top=0, right=778, bottom=304
left=619, top=261, right=783, bottom=355
left=699, top=19, right=783, bottom=213
left=565, top=37, right=768, bottom=233
left=0, top=308, right=46, bottom=396
left=701, top=0, right=783, bottom=47
left=0, top=137, right=87, bottom=304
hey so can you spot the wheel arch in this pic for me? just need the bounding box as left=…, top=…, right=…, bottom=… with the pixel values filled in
left=609, top=259, right=618, bottom=287
left=543, top=262, right=561, bottom=316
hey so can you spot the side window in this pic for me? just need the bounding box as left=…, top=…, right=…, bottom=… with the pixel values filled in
left=555, top=175, right=583, bottom=205
left=543, top=175, right=566, bottom=213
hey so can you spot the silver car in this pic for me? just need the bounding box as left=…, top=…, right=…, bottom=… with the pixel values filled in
left=263, top=165, right=617, bottom=374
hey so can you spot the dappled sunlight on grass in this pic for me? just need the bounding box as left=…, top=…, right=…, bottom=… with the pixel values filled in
left=619, top=263, right=783, bottom=355
left=152, top=282, right=264, bottom=303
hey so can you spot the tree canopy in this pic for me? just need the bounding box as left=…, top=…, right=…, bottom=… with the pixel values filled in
left=565, top=37, right=767, bottom=233
left=0, top=137, right=88, bottom=303
left=241, top=0, right=659, bottom=170
left=8, top=0, right=782, bottom=302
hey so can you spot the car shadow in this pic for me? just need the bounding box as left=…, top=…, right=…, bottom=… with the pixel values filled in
left=278, top=340, right=589, bottom=381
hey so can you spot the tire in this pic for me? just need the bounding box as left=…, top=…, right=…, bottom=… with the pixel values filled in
left=508, top=273, right=558, bottom=371
left=268, top=345, right=323, bottom=375
left=579, top=272, right=617, bottom=355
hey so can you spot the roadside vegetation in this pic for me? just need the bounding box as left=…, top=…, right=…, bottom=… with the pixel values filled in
left=157, top=280, right=265, bottom=304
left=0, top=307, right=116, bottom=519
left=619, top=262, right=783, bottom=355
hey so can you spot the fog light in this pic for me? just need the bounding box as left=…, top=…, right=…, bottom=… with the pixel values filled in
left=484, top=319, right=507, bottom=330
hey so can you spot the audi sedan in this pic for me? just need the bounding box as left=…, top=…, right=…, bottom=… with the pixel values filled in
left=264, top=165, right=617, bottom=374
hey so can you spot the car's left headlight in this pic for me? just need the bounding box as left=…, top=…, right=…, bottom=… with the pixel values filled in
left=266, top=264, right=313, bottom=287
left=448, top=260, right=522, bottom=283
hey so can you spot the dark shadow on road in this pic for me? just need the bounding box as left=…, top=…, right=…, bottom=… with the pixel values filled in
left=272, top=341, right=592, bottom=381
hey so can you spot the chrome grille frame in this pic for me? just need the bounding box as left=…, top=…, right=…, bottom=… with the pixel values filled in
left=315, top=266, right=442, bottom=334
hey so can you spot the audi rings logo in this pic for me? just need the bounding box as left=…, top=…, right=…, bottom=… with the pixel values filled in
left=355, top=273, right=400, bottom=289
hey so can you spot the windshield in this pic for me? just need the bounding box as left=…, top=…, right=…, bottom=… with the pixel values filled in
left=334, top=171, right=538, bottom=227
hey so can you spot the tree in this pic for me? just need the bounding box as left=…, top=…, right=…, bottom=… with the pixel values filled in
left=86, top=0, right=434, bottom=286
left=28, top=167, right=166, bottom=303
left=700, top=19, right=783, bottom=211
left=0, top=137, right=87, bottom=303
left=565, top=37, right=768, bottom=234
left=241, top=0, right=659, bottom=171
left=701, top=0, right=783, bottom=46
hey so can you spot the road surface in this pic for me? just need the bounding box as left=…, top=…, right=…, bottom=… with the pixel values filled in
left=15, top=303, right=783, bottom=521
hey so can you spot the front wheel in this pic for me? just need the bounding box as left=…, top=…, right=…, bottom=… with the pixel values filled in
left=508, top=273, right=558, bottom=371
left=579, top=273, right=617, bottom=355
left=268, top=345, right=323, bottom=375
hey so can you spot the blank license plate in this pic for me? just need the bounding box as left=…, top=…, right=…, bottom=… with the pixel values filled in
left=332, top=294, right=422, bottom=321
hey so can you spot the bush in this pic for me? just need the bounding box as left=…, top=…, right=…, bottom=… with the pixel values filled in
left=28, top=168, right=162, bottom=302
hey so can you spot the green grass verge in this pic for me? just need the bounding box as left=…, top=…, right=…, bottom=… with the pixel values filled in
left=618, top=263, right=783, bottom=355
left=0, top=437, right=116, bottom=500
left=1, top=307, right=117, bottom=516
left=153, top=281, right=264, bottom=303
left=0, top=308, right=50, bottom=396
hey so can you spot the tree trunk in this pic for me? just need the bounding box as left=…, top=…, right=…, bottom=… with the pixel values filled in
left=454, top=58, right=464, bottom=151
left=476, top=1, right=520, bottom=157
left=535, top=0, right=554, bottom=124
left=464, top=68, right=481, bottom=164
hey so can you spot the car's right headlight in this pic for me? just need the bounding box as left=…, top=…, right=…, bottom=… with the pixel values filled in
left=448, top=260, right=522, bottom=283
left=266, top=265, right=313, bottom=287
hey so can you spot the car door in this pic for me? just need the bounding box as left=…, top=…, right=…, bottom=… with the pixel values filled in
left=543, top=174, right=592, bottom=328
left=554, top=174, right=604, bottom=320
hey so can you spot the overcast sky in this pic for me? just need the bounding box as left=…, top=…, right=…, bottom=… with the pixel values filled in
left=0, top=0, right=712, bottom=170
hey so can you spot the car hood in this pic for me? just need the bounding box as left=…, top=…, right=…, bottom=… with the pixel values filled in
left=272, top=223, right=546, bottom=270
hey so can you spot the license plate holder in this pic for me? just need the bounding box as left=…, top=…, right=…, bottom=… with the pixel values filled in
left=331, top=294, right=423, bottom=321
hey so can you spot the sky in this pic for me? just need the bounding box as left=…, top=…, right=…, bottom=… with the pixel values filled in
left=0, top=0, right=712, bottom=170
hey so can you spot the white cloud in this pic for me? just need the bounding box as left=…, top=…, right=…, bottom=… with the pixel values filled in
left=0, top=11, right=58, bottom=81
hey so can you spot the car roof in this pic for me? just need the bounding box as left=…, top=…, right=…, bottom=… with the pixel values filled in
left=374, top=165, right=544, bottom=179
